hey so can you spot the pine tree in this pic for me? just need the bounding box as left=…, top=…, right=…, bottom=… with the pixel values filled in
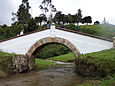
left=76, top=9, right=82, bottom=26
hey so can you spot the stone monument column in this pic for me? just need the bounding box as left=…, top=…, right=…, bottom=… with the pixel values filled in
left=50, top=22, right=56, bottom=37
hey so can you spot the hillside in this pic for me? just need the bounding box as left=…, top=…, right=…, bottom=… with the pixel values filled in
left=65, top=24, right=115, bottom=39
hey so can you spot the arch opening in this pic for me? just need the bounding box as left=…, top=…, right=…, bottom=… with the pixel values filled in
left=26, top=37, right=80, bottom=70
left=33, top=43, right=72, bottom=59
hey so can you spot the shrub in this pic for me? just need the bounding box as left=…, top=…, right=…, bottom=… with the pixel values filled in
left=0, top=52, right=14, bottom=75
left=35, top=43, right=71, bottom=59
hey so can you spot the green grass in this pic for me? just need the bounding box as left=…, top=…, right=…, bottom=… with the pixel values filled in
left=80, top=49, right=115, bottom=74
left=66, top=24, right=115, bottom=39
left=48, top=52, right=76, bottom=62
left=79, top=24, right=115, bottom=39
left=0, top=51, right=14, bottom=56
left=76, top=76, right=115, bottom=86
left=35, top=58, right=55, bottom=68
left=0, top=51, right=14, bottom=76
left=80, top=48, right=115, bottom=59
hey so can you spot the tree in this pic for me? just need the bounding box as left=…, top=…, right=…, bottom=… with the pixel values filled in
left=16, top=0, right=31, bottom=24
left=11, top=12, right=17, bottom=24
left=75, top=9, right=82, bottom=26
left=53, top=11, right=65, bottom=24
left=67, top=14, right=73, bottom=24
left=39, top=0, right=56, bottom=21
left=35, top=14, right=47, bottom=26
left=94, top=21, right=100, bottom=25
left=28, top=18, right=37, bottom=32
left=82, top=16, right=92, bottom=25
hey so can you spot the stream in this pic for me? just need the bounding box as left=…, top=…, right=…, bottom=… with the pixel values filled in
left=0, top=63, right=86, bottom=86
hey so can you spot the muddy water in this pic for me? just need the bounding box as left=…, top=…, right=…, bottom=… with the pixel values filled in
left=0, top=65, right=85, bottom=86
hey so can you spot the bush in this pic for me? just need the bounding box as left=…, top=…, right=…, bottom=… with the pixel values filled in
left=65, top=24, right=80, bottom=31
left=0, top=52, right=14, bottom=75
left=35, top=43, right=71, bottom=59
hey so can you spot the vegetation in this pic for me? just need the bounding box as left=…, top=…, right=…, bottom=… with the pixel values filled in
left=65, top=24, right=115, bottom=39
left=0, top=47, right=115, bottom=86
left=35, top=58, right=55, bottom=68
left=16, top=0, right=31, bottom=24
left=36, top=48, right=115, bottom=86
left=41, top=48, right=115, bottom=86
left=35, top=43, right=71, bottom=59
left=75, top=49, right=115, bottom=77
left=0, top=52, right=14, bottom=77
left=48, top=52, right=76, bottom=62
left=39, top=0, right=56, bottom=20
left=81, top=16, right=92, bottom=25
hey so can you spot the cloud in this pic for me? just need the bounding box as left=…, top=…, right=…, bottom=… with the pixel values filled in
left=0, top=0, right=115, bottom=25
left=0, top=0, right=13, bottom=25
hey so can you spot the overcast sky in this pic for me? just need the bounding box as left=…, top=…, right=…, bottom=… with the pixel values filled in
left=0, top=0, right=115, bottom=25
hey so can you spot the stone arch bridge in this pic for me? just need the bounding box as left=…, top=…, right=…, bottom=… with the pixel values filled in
left=0, top=28, right=114, bottom=72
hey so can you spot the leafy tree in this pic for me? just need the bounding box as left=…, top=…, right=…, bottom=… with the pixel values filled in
left=2, top=24, right=7, bottom=28
left=82, top=16, right=92, bottom=25
left=71, top=15, right=77, bottom=24
left=53, top=11, right=65, bottom=24
left=28, top=18, right=37, bottom=32
left=16, top=0, right=31, bottom=24
left=94, top=21, right=100, bottom=25
left=11, top=12, right=17, bottom=24
left=35, top=14, right=47, bottom=26
left=39, top=0, right=56, bottom=21
left=64, top=14, right=73, bottom=24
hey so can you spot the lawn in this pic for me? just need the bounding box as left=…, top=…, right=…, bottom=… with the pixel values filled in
left=47, top=52, right=76, bottom=62
left=35, top=58, right=55, bottom=68
left=0, top=51, right=14, bottom=77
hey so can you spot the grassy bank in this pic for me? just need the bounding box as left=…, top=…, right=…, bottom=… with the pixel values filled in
left=65, top=24, right=115, bottom=39
left=0, top=52, right=14, bottom=77
left=76, top=49, right=115, bottom=86
left=48, top=52, right=76, bottom=62
left=78, top=48, right=115, bottom=77
left=35, top=58, right=55, bottom=68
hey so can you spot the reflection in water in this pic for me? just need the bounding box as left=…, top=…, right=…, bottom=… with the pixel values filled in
left=0, top=65, right=85, bottom=86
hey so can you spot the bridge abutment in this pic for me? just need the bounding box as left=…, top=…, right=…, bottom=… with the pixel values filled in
left=13, top=55, right=29, bottom=73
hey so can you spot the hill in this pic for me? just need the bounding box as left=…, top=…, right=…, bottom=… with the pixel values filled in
left=65, top=24, right=115, bottom=39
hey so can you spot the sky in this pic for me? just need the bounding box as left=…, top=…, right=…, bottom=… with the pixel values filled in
left=0, top=0, right=115, bottom=25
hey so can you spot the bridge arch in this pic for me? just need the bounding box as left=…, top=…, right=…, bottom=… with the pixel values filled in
left=26, top=37, right=80, bottom=70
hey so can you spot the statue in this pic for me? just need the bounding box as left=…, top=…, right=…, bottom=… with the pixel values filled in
left=20, top=29, right=24, bottom=35
left=50, top=22, right=56, bottom=37
left=17, top=29, right=24, bottom=36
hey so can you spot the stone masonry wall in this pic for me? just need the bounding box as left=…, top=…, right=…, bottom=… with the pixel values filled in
left=12, top=55, right=29, bottom=73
